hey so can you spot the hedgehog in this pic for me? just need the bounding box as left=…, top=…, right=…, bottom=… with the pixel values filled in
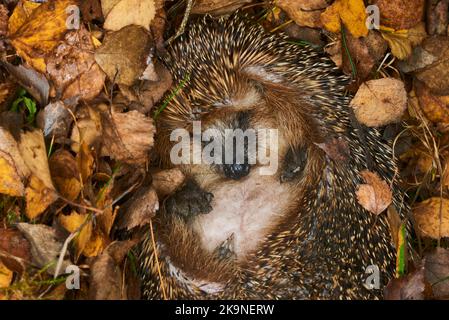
left=138, top=15, right=408, bottom=300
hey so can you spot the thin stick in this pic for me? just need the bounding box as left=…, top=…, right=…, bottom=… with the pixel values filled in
left=165, top=0, right=193, bottom=46
left=149, top=218, right=167, bottom=300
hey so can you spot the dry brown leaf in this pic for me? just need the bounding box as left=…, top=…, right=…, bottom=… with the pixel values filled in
left=426, top=0, right=449, bottom=36
left=71, top=107, right=102, bottom=153
left=415, top=36, right=449, bottom=96
left=356, top=170, right=393, bottom=215
left=415, top=81, right=449, bottom=127
left=9, top=0, right=78, bottom=73
left=0, top=127, right=29, bottom=197
left=372, top=0, right=425, bottom=30
left=59, top=212, right=93, bottom=259
left=413, top=197, right=449, bottom=239
left=350, top=78, right=408, bottom=127
left=276, top=0, right=326, bottom=28
left=49, top=149, right=82, bottom=201
left=95, top=25, right=153, bottom=86
left=320, top=0, right=368, bottom=38
left=116, top=186, right=158, bottom=230
left=0, top=4, right=8, bottom=37
left=424, top=248, right=449, bottom=299
left=46, top=26, right=106, bottom=101
left=384, top=263, right=431, bottom=300
left=99, top=104, right=155, bottom=165
left=88, top=240, right=136, bottom=299
left=192, top=0, right=251, bottom=15
left=103, top=0, right=156, bottom=31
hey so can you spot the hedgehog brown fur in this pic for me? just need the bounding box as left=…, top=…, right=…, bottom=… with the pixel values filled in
left=139, top=15, right=408, bottom=299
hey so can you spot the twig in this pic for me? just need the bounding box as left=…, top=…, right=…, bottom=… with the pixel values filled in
left=149, top=218, right=167, bottom=300
left=165, top=0, right=193, bottom=46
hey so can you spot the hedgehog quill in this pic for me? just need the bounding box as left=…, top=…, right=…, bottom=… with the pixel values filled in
left=139, top=15, right=408, bottom=299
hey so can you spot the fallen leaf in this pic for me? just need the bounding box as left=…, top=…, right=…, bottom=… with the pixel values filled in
left=1, top=61, right=50, bottom=106
left=16, top=223, right=72, bottom=275
left=0, top=127, right=29, bottom=197
left=9, top=0, right=78, bottom=73
left=7, top=0, right=41, bottom=35
left=415, top=81, right=449, bottom=127
left=320, top=0, right=368, bottom=38
left=0, top=228, right=31, bottom=274
left=380, top=23, right=427, bottom=60
left=116, top=186, right=158, bottom=230
left=103, top=0, right=156, bottom=31
left=425, top=248, right=449, bottom=299
left=70, top=107, right=102, bottom=153
left=384, top=263, right=431, bottom=300
left=76, top=142, right=95, bottom=185
left=36, top=101, right=73, bottom=142
left=372, top=0, right=425, bottom=30
left=0, top=261, right=13, bottom=288
left=80, top=0, right=104, bottom=23
left=59, top=212, right=93, bottom=259
left=49, top=149, right=82, bottom=201
left=356, top=170, right=393, bottom=215
left=46, top=26, right=106, bottom=101
left=99, top=104, right=155, bottom=165
left=19, top=130, right=57, bottom=219
left=350, top=78, right=408, bottom=127
left=341, top=30, right=388, bottom=83
left=426, top=0, right=449, bottom=36
left=413, top=197, right=449, bottom=239
left=415, top=36, right=449, bottom=96
left=95, top=25, right=153, bottom=86
left=192, top=0, right=252, bottom=15
left=88, top=240, right=136, bottom=299
left=276, top=0, right=327, bottom=28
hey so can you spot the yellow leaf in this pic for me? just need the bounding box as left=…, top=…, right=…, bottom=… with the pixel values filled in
left=25, top=175, right=58, bottom=219
left=8, top=0, right=41, bottom=35
left=380, top=23, right=427, bottom=60
left=59, top=212, right=93, bottom=259
left=0, top=127, right=29, bottom=197
left=82, top=231, right=106, bottom=257
left=0, top=262, right=13, bottom=289
left=320, top=0, right=368, bottom=38
left=0, top=155, right=25, bottom=197
left=9, top=0, right=77, bottom=73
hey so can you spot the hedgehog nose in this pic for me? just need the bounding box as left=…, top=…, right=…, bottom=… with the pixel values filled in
left=224, top=163, right=250, bottom=180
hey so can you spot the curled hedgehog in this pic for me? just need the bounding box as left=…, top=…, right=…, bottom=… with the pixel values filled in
left=139, top=15, right=408, bottom=299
